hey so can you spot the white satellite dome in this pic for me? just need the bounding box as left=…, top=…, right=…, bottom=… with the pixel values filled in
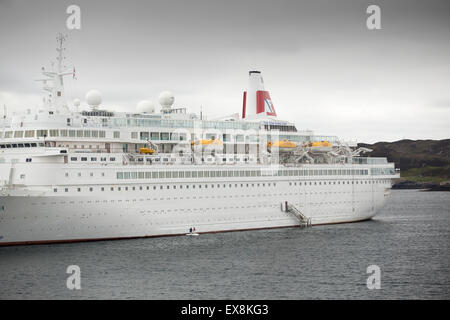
left=85, top=90, right=102, bottom=109
left=73, top=98, right=81, bottom=107
left=136, top=100, right=155, bottom=114
left=158, top=91, right=175, bottom=109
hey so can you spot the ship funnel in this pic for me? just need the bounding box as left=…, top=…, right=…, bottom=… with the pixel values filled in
left=242, top=71, right=277, bottom=119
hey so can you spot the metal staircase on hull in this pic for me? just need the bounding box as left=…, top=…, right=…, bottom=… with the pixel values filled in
left=282, top=201, right=311, bottom=227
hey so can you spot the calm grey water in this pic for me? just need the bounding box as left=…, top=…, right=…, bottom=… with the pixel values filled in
left=0, top=190, right=449, bottom=299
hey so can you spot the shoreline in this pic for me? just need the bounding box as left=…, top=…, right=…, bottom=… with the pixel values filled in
left=392, top=180, right=450, bottom=191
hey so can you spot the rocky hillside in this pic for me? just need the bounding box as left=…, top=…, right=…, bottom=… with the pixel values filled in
left=358, top=139, right=450, bottom=171
left=358, top=139, right=450, bottom=189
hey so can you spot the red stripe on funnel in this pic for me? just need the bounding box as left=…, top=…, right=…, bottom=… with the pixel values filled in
left=256, top=90, right=276, bottom=116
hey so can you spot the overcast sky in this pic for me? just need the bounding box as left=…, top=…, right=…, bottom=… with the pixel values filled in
left=0, top=0, right=449, bottom=143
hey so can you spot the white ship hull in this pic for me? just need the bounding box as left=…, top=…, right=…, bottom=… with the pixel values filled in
left=0, top=171, right=392, bottom=245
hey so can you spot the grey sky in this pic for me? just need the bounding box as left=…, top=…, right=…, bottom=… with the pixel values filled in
left=0, top=0, right=449, bottom=143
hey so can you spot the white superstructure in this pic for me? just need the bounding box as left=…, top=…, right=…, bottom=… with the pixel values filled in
left=0, top=35, right=399, bottom=245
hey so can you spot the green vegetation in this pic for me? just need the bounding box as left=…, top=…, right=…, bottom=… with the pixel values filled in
left=400, top=166, right=450, bottom=183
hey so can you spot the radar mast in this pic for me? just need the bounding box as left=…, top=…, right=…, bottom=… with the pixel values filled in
left=35, top=33, right=73, bottom=114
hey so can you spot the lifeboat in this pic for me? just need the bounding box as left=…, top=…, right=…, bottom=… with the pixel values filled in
left=306, top=140, right=333, bottom=152
left=267, top=139, right=297, bottom=153
left=311, top=141, right=332, bottom=147
left=139, top=147, right=155, bottom=154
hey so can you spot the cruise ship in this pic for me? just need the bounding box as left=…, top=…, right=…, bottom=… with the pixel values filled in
left=0, top=35, right=399, bottom=245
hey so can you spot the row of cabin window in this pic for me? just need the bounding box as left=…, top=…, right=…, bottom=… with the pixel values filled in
left=370, top=168, right=397, bottom=175
left=65, top=172, right=106, bottom=177
left=1, top=129, right=108, bottom=139
left=289, top=180, right=388, bottom=186
left=2, top=129, right=332, bottom=143
left=70, top=157, right=116, bottom=162
left=127, top=156, right=257, bottom=165
left=54, top=182, right=277, bottom=193
left=116, top=168, right=371, bottom=180
left=0, top=142, right=43, bottom=148
left=52, top=180, right=391, bottom=193
left=131, top=132, right=259, bottom=142
left=3, top=129, right=192, bottom=140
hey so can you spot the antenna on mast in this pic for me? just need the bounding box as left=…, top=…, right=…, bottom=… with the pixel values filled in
left=56, top=33, right=67, bottom=73
left=35, top=33, right=72, bottom=114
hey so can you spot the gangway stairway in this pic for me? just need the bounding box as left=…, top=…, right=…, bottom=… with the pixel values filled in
left=282, top=201, right=311, bottom=227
